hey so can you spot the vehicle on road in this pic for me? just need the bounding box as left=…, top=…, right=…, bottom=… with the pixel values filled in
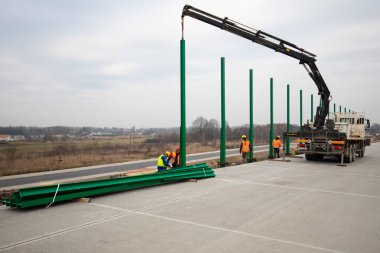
left=300, top=112, right=371, bottom=163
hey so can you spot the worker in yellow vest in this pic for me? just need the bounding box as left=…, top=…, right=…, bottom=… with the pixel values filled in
left=157, top=151, right=172, bottom=172
left=239, top=135, right=252, bottom=164
left=272, top=135, right=282, bottom=158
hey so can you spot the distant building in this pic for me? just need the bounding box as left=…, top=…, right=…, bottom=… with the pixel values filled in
left=89, top=132, right=113, bottom=136
left=0, top=135, right=25, bottom=143
left=0, top=135, right=12, bottom=143
left=149, top=133, right=158, bottom=138
left=29, top=135, right=45, bottom=141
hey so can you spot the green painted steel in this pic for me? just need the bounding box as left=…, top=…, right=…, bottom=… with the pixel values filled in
left=180, top=39, right=186, bottom=167
left=311, top=94, right=313, bottom=123
left=300, top=90, right=303, bottom=132
left=249, top=69, right=254, bottom=160
left=220, top=57, right=226, bottom=165
left=344, top=107, right=346, bottom=113
left=334, top=103, right=336, bottom=113
left=340, top=105, right=341, bottom=113
left=2, top=164, right=215, bottom=208
left=269, top=78, right=274, bottom=159
left=286, top=84, right=290, bottom=155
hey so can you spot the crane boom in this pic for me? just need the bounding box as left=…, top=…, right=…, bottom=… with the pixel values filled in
left=182, top=5, right=330, bottom=128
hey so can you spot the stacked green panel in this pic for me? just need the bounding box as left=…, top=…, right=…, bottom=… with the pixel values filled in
left=2, top=163, right=215, bottom=209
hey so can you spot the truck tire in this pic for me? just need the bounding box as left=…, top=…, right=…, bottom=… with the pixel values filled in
left=351, top=144, right=356, bottom=162
left=315, top=154, right=324, bottom=160
left=305, top=154, right=314, bottom=161
left=344, top=145, right=351, bottom=163
left=359, top=146, right=365, bottom=158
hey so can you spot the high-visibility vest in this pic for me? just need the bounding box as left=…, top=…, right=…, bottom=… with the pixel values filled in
left=157, top=155, right=165, bottom=167
left=175, top=152, right=180, bottom=166
left=241, top=140, right=250, bottom=153
left=272, top=139, right=282, bottom=148
left=170, top=152, right=178, bottom=165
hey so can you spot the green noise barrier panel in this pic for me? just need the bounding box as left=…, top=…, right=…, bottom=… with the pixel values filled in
left=2, top=163, right=215, bottom=209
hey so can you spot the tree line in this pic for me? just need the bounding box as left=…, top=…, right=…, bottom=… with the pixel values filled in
left=2, top=121, right=378, bottom=145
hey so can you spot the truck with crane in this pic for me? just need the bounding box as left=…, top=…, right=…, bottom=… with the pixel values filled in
left=181, top=5, right=371, bottom=163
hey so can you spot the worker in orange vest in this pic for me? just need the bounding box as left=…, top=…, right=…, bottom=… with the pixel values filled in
left=272, top=135, right=282, bottom=158
left=169, top=147, right=181, bottom=168
left=239, top=135, right=252, bottom=164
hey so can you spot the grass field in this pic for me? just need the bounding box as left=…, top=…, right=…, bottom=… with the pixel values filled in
left=0, top=136, right=252, bottom=176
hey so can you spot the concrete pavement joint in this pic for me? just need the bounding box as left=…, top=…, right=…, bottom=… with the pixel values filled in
left=91, top=203, right=344, bottom=253
left=215, top=178, right=380, bottom=199
left=250, top=190, right=311, bottom=223
left=0, top=181, right=242, bottom=251
left=261, top=165, right=380, bottom=179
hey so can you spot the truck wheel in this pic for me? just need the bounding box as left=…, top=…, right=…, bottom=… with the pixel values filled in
left=351, top=145, right=356, bottom=162
left=344, top=145, right=351, bottom=163
left=305, top=154, right=314, bottom=161
left=359, top=146, right=365, bottom=158
left=315, top=154, right=324, bottom=160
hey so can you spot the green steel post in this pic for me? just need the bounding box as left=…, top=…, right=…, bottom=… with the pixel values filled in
left=286, top=84, right=290, bottom=155
left=345, top=107, right=346, bottom=113
left=340, top=105, right=341, bottom=113
left=180, top=39, right=186, bottom=167
left=311, top=94, right=314, bottom=123
left=300, top=90, right=303, bottom=132
left=249, top=69, right=254, bottom=160
left=220, top=57, right=226, bottom=165
left=269, top=78, right=274, bottom=159
left=334, top=103, right=336, bottom=113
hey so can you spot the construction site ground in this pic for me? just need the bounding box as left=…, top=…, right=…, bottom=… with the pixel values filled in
left=0, top=143, right=379, bottom=253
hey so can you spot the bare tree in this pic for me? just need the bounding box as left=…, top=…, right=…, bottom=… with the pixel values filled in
left=6, top=144, right=17, bottom=170
left=191, top=116, right=209, bottom=144
left=6, top=145, right=17, bottom=162
left=205, top=119, right=220, bottom=145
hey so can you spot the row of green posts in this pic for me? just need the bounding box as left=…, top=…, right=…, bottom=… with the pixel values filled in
left=2, top=163, right=215, bottom=209
left=180, top=39, right=351, bottom=162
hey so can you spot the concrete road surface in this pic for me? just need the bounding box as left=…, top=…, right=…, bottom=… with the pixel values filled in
left=1, top=143, right=379, bottom=253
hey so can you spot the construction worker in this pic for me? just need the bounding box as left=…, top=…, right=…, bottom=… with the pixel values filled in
left=170, top=147, right=181, bottom=168
left=157, top=151, right=172, bottom=172
left=272, top=135, right=282, bottom=158
left=239, top=135, right=252, bottom=164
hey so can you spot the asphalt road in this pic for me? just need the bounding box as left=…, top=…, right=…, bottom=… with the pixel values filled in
left=0, top=145, right=271, bottom=188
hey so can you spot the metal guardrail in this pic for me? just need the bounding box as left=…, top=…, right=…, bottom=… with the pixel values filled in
left=2, top=163, right=215, bottom=209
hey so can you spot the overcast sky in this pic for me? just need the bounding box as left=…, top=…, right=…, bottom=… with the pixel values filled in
left=0, top=0, right=379, bottom=128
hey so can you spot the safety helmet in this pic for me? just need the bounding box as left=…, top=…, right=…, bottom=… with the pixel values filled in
left=277, top=135, right=280, bottom=138
left=165, top=151, right=171, bottom=156
left=176, top=146, right=180, bottom=152
left=241, top=135, right=247, bottom=139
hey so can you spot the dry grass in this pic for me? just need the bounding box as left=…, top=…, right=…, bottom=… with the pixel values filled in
left=0, top=137, right=271, bottom=176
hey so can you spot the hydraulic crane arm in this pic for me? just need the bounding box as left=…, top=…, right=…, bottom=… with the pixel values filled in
left=182, top=5, right=330, bottom=129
